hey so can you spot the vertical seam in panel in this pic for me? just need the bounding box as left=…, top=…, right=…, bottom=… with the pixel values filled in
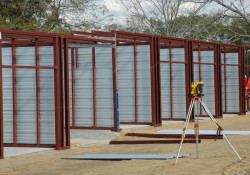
left=169, top=42, right=173, bottom=119
left=92, top=47, right=96, bottom=127
left=0, top=34, right=4, bottom=159
left=35, top=38, right=40, bottom=145
left=134, top=39, right=138, bottom=123
left=71, top=48, right=75, bottom=127
left=12, top=38, right=17, bottom=144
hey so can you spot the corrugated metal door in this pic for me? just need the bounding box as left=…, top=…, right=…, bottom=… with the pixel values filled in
left=221, top=52, right=239, bottom=113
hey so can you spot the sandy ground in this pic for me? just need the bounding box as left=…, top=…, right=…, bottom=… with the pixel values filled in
left=1, top=115, right=250, bottom=175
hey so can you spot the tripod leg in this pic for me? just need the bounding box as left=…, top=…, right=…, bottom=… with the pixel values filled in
left=174, top=100, right=195, bottom=165
left=199, top=99, right=242, bottom=160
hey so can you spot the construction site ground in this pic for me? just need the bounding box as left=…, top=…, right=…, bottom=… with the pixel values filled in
left=1, top=115, right=250, bottom=175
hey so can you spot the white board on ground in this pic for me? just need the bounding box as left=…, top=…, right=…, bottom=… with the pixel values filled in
left=156, top=130, right=250, bottom=135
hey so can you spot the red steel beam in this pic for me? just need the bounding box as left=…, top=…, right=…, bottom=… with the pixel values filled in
left=224, top=48, right=227, bottom=112
left=169, top=42, right=173, bottom=119
left=157, top=38, right=162, bottom=125
left=112, top=48, right=118, bottom=131
left=2, top=65, right=56, bottom=69
left=54, top=37, right=62, bottom=150
left=109, top=140, right=201, bottom=144
left=125, top=133, right=223, bottom=139
left=71, top=48, right=75, bottom=127
left=150, top=37, right=156, bottom=126
left=12, top=38, right=17, bottom=144
left=35, top=38, right=40, bottom=145
left=64, top=38, right=71, bottom=147
left=134, top=38, right=138, bottom=123
left=0, top=33, right=4, bottom=159
left=4, top=144, right=56, bottom=148
left=92, top=47, right=97, bottom=127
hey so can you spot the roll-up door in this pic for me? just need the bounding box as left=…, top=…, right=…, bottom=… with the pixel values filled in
left=221, top=51, right=239, bottom=113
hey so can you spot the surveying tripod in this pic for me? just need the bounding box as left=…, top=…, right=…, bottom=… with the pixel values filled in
left=174, top=82, right=241, bottom=165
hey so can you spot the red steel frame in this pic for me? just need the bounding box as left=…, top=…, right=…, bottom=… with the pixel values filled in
left=0, top=32, right=3, bottom=159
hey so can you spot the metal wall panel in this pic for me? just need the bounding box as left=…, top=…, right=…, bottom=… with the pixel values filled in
left=39, top=69, right=55, bottom=144
left=16, top=69, right=37, bottom=144
left=221, top=52, right=240, bottom=113
left=136, top=45, right=152, bottom=122
left=172, top=63, right=186, bottom=118
left=2, top=68, right=13, bottom=143
left=160, top=48, right=186, bottom=119
left=95, top=47, right=114, bottom=127
left=160, top=63, right=171, bottom=119
left=117, top=46, right=135, bottom=122
left=193, top=50, right=215, bottom=115
left=74, top=48, right=94, bottom=127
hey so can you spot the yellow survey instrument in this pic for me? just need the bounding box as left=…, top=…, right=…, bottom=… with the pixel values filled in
left=189, top=81, right=204, bottom=97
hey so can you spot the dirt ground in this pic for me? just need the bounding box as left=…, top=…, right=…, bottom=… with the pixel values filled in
left=1, top=115, right=250, bottom=175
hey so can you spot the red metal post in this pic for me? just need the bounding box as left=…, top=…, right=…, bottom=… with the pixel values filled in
left=157, top=38, right=162, bottom=125
left=92, top=47, right=96, bottom=127
left=35, top=38, right=40, bottom=145
left=63, top=38, right=70, bottom=147
left=224, top=48, right=227, bottom=112
left=169, top=42, right=173, bottom=119
left=0, top=33, right=4, bottom=159
left=54, top=37, right=61, bottom=149
left=198, top=45, right=202, bottom=115
left=71, top=48, right=75, bottom=127
left=112, top=47, right=118, bottom=131
left=134, top=38, right=138, bottom=123
left=150, top=37, right=156, bottom=126
left=12, top=38, right=17, bottom=144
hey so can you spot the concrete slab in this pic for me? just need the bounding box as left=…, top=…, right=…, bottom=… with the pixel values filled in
left=65, top=154, right=190, bottom=160
left=4, top=147, right=54, bottom=158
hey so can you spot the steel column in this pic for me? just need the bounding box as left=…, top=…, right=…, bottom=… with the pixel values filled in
left=12, top=38, right=17, bottom=144
left=134, top=39, right=138, bottom=123
left=0, top=33, right=3, bottom=159
left=92, top=47, right=96, bottom=127
left=71, top=48, right=75, bottom=127
left=35, top=38, right=40, bottom=144
left=169, top=42, right=173, bottom=119
left=63, top=38, right=70, bottom=147
left=112, top=47, right=118, bottom=131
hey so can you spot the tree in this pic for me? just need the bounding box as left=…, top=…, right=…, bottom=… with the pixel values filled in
left=0, top=0, right=50, bottom=31
left=119, top=0, right=210, bottom=38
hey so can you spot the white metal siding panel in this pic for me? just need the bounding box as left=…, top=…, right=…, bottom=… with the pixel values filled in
left=2, top=68, right=13, bottom=143
left=39, top=69, right=55, bottom=144
left=200, top=65, right=215, bottom=115
left=172, top=63, right=186, bottom=118
left=160, top=63, right=171, bottom=119
left=95, top=47, right=114, bottom=127
left=16, top=69, right=37, bottom=144
left=136, top=45, right=152, bottom=122
left=172, top=48, right=185, bottom=62
left=117, top=46, right=135, bottom=122
left=226, top=53, right=239, bottom=113
left=16, top=47, right=35, bottom=66
left=39, top=46, right=54, bottom=66
left=74, top=48, right=94, bottom=127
